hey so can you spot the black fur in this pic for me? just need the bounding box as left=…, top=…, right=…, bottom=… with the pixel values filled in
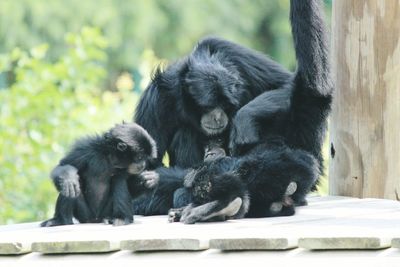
left=133, top=36, right=292, bottom=214
left=134, top=0, right=332, bottom=215
left=41, top=123, right=159, bottom=227
left=169, top=140, right=318, bottom=224
left=231, top=0, right=333, bottom=192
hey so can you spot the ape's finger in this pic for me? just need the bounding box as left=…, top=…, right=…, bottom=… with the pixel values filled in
left=73, top=182, right=81, bottom=197
left=67, top=183, right=75, bottom=198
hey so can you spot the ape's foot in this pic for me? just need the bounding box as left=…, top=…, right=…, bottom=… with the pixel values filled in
left=104, top=217, right=133, bottom=226
left=40, top=218, right=73, bottom=227
left=269, top=182, right=298, bottom=215
left=168, top=208, right=184, bottom=223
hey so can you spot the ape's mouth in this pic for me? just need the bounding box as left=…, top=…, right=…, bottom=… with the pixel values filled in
left=203, top=124, right=226, bottom=133
left=127, top=163, right=145, bottom=174
left=204, top=148, right=226, bottom=161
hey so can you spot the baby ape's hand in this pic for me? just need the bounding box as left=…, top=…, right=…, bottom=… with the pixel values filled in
left=179, top=204, right=201, bottom=224
left=140, top=171, right=159, bottom=188
left=52, top=165, right=81, bottom=198
left=168, top=207, right=184, bottom=223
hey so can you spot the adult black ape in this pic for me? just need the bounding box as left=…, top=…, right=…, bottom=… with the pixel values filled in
left=41, top=123, right=159, bottom=227
left=133, top=38, right=291, bottom=214
left=135, top=38, right=291, bottom=168
left=230, top=0, right=333, bottom=201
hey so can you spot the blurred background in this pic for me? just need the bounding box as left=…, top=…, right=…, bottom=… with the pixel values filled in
left=0, top=0, right=332, bottom=224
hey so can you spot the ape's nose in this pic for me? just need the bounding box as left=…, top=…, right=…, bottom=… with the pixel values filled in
left=214, top=110, right=223, bottom=125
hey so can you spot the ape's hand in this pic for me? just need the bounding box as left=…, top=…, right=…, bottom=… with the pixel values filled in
left=230, top=111, right=259, bottom=155
left=140, top=170, right=160, bottom=189
left=51, top=165, right=81, bottom=198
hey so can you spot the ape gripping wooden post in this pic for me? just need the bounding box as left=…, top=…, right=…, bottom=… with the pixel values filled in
left=330, top=0, right=400, bottom=199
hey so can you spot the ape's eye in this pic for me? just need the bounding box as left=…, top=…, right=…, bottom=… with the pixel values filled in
left=117, top=142, right=127, bottom=151
left=136, top=155, right=144, bottom=161
left=217, top=138, right=223, bottom=143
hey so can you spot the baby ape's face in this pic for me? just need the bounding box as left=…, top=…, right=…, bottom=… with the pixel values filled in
left=204, top=137, right=227, bottom=162
left=106, top=123, right=157, bottom=174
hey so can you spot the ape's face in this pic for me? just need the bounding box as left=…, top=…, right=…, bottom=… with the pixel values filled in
left=184, top=61, right=242, bottom=136
left=106, top=123, right=157, bottom=174
left=204, top=136, right=227, bottom=162
left=200, top=108, right=228, bottom=136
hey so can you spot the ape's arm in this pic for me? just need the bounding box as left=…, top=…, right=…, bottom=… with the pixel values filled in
left=51, top=142, right=93, bottom=198
left=134, top=71, right=179, bottom=164
left=230, top=88, right=291, bottom=154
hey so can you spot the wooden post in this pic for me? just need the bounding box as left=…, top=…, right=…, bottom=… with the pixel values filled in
left=330, top=0, right=400, bottom=199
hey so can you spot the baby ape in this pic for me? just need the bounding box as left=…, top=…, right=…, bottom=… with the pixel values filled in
left=41, top=123, right=158, bottom=227
left=169, top=139, right=318, bottom=224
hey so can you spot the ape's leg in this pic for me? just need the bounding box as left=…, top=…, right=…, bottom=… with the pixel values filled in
left=73, top=195, right=94, bottom=223
left=40, top=194, right=75, bottom=227
left=110, top=174, right=134, bottom=226
left=180, top=197, right=242, bottom=224
left=173, top=187, right=192, bottom=209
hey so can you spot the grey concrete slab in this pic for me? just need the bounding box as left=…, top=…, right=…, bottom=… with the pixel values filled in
left=299, top=237, right=391, bottom=250
left=121, top=238, right=209, bottom=251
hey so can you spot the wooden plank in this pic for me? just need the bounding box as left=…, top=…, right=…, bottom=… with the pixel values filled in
left=391, top=238, right=400, bottom=248
left=0, top=242, right=31, bottom=255
left=121, top=238, right=208, bottom=251
left=32, top=240, right=119, bottom=254
left=330, top=0, right=400, bottom=199
left=210, top=237, right=296, bottom=250
left=299, top=237, right=391, bottom=250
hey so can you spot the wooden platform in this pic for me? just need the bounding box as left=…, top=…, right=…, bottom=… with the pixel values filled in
left=1, top=196, right=400, bottom=266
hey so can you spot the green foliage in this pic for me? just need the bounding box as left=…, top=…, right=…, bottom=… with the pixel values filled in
left=0, top=0, right=324, bottom=78
left=0, top=27, right=138, bottom=224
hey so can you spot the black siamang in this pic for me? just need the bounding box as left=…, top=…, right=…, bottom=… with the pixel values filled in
left=230, top=0, right=333, bottom=199
left=133, top=39, right=291, bottom=214
left=41, top=123, right=159, bottom=227
left=168, top=138, right=317, bottom=224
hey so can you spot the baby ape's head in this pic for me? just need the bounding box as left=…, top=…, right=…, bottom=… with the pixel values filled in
left=182, top=55, right=245, bottom=136
left=104, top=123, right=157, bottom=174
left=204, top=136, right=227, bottom=162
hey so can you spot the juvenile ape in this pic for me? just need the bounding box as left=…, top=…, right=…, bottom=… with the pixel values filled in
left=41, top=123, right=158, bottom=227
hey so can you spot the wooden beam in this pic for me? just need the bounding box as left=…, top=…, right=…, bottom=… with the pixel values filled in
left=330, top=0, right=400, bottom=199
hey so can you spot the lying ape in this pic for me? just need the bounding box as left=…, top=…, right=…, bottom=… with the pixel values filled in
left=169, top=138, right=318, bottom=224
left=41, top=123, right=158, bottom=227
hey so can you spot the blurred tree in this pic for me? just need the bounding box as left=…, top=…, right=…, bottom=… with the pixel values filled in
left=0, top=0, right=333, bottom=89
